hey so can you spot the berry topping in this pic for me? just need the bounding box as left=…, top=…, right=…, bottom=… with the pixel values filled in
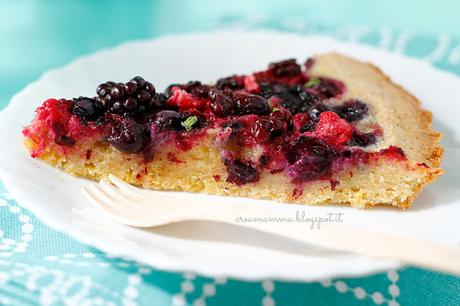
left=71, top=97, right=104, bottom=121
left=108, top=118, right=149, bottom=153
left=26, top=57, right=398, bottom=191
left=333, top=99, right=369, bottom=122
left=97, top=76, right=156, bottom=116
left=268, top=59, right=301, bottom=77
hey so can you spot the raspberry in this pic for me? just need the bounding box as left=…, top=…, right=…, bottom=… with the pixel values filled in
left=314, top=111, right=352, bottom=146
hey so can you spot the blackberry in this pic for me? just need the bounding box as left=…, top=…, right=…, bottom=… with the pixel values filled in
left=71, top=97, right=104, bottom=121
left=97, top=76, right=157, bottom=116
left=268, top=59, right=301, bottom=77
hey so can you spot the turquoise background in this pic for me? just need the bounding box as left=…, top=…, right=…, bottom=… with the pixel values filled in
left=1, top=1, right=460, bottom=305
left=1, top=0, right=459, bottom=109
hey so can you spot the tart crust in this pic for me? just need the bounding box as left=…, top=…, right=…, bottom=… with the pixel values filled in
left=24, top=53, right=444, bottom=209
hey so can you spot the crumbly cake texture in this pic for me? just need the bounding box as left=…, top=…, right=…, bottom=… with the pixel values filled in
left=23, top=53, right=443, bottom=209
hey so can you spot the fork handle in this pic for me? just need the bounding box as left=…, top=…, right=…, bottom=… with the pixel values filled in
left=195, top=206, right=460, bottom=275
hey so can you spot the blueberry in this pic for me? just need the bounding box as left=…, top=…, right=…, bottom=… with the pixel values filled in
left=286, top=136, right=338, bottom=182
left=225, top=159, right=260, bottom=185
left=286, top=136, right=337, bottom=164
left=347, top=131, right=377, bottom=147
left=154, top=110, right=182, bottom=130
left=71, top=97, right=104, bottom=121
left=108, top=118, right=149, bottom=153
left=274, top=85, right=319, bottom=114
left=333, top=100, right=369, bottom=122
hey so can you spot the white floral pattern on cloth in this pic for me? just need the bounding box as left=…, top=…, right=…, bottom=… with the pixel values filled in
left=1, top=21, right=460, bottom=305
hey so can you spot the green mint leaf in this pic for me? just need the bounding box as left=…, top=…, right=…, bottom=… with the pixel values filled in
left=181, top=116, right=198, bottom=132
left=304, top=77, right=320, bottom=88
left=271, top=107, right=280, bottom=112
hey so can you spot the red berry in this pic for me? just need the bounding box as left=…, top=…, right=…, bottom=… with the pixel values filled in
left=252, top=119, right=272, bottom=143
left=314, top=111, right=352, bottom=146
left=270, top=109, right=292, bottom=123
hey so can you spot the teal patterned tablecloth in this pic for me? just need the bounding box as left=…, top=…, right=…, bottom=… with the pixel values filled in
left=1, top=6, right=460, bottom=306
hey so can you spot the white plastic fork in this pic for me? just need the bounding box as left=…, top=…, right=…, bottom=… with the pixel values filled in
left=82, top=174, right=460, bottom=275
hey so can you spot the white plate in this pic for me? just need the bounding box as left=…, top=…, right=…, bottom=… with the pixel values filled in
left=1, top=30, right=459, bottom=282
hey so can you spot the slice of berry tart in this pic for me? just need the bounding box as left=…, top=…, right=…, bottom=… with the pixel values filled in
left=23, top=53, right=443, bottom=208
